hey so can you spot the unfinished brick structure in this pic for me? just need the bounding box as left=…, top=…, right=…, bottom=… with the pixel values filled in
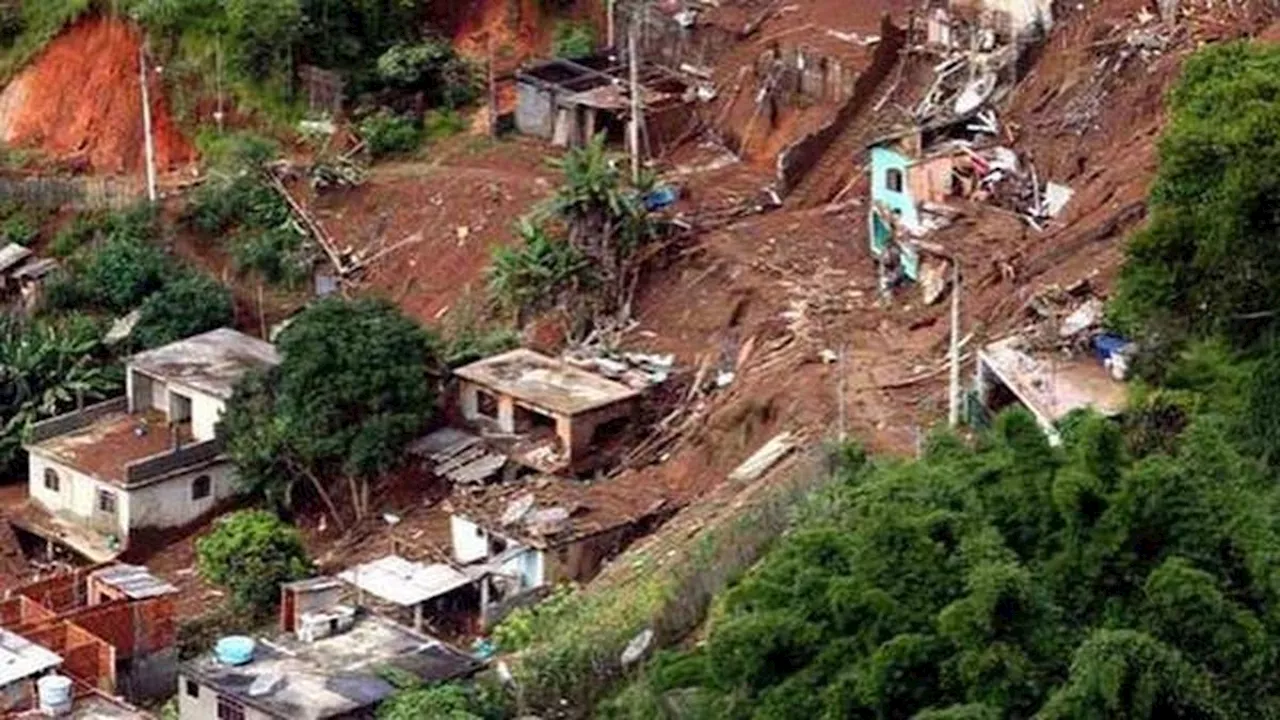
left=0, top=563, right=178, bottom=704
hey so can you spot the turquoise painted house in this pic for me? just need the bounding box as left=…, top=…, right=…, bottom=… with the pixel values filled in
left=868, top=144, right=922, bottom=281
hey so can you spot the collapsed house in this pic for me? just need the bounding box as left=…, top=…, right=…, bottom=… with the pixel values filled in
left=449, top=349, right=643, bottom=477
left=515, top=53, right=693, bottom=156
left=178, top=580, right=481, bottom=720
left=974, top=335, right=1128, bottom=444
left=0, top=563, right=176, bottom=717
left=19, top=329, right=280, bottom=562
left=866, top=7, right=1073, bottom=299
left=447, top=474, right=670, bottom=623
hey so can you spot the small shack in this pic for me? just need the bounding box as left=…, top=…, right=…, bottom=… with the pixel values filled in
left=453, top=349, right=642, bottom=474
left=338, top=555, right=485, bottom=633
left=515, top=54, right=692, bottom=156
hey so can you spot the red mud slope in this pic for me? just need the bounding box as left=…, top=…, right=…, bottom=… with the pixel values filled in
left=0, top=17, right=192, bottom=174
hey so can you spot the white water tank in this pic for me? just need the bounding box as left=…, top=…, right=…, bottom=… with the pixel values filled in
left=36, top=674, right=73, bottom=717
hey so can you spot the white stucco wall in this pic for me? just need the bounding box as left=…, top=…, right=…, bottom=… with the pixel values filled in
left=186, top=389, right=226, bottom=443
left=125, top=368, right=227, bottom=442
left=29, top=453, right=128, bottom=538
left=178, top=676, right=275, bottom=720
left=30, top=454, right=238, bottom=537
left=451, top=515, right=489, bottom=564
left=500, top=547, right=545, bottom=590
left=127, top=461, right=238, bottom=530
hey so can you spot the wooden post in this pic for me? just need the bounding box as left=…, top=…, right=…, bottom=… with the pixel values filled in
left=948, top=261, right=962, bottom=427
left=414, top=602, right=424, bottom=631
left=139, top=41, right=158, bottom=203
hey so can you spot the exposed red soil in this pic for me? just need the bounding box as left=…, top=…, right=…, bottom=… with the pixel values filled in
left=315, top=136, right=559, bottom=326
left=0, top=17, right=193, bottom=175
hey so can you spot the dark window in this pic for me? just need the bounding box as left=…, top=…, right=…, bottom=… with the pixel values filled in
left=216, top=696, right=245, bottom=720
left=192, top=475, right=212, bottom=501
left=185, top=679, right=199, bottom=698
left=886, top=168, right=904, bottom=193
left=43, top=468, right=59, bottom=492
left=476, top=389, right=499, bottom=419
left=97, top=489, right=117, bottom=515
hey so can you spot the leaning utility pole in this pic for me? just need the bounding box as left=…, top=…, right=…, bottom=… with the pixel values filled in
left=139, top=41, right=158, bottom=203
left=628, top=9, right=642, bottom=184
left=948, top=261, right=962, bottom=427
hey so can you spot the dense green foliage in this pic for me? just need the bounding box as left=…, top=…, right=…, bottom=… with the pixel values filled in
left=375, top=38, right=478, bottom=108
left=359, top=110, right=423, bottom=158
left=42, top=206, right=234, bottom=348
left=222, top=298, right=438, bottom=522
left=0, top=314, right=119, bottom=476
left=133, top=272, right=235, bottom=348
left=605, top=407, right=1280, bottom=718
left=488, top=135, right=659, bottom=326
left=184, top=153, right=314, bottom=288
left=195, top=509, right=312, bottom=614
left=378, top=683, right=496, bottom=720
left=1112, top=42, right=1280, bottom=346
left=552, top=20, right=596, bottom=59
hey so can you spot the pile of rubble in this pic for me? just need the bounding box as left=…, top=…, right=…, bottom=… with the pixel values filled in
left=866, top=5, right=1081, bottom=302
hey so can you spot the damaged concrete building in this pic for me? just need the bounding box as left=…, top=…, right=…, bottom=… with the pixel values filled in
left=448, top=475, right=669, bottom=621
left=515, top=53, right=693, bottom=156
left=19, top=329, right=280, bottom=561
left=974, top=336, right=1128, bottom=444
left=178, top=580, right=481, bottom=720
left=451, top=349, right=642, bottom=476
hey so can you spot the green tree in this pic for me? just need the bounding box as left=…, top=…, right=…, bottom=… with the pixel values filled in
left=488, top=135, right=659, bottom=328
left=0, top=314, right=118, bottom=476
left=1111, top=42, right=1280, bottom=346
left=195, top=509, right=311, bottom=615
left=603, top=407, right=1280, bottom=719
left=132, top=272, right=235, bottom=349
left=223, top=298, right=438, bottom=523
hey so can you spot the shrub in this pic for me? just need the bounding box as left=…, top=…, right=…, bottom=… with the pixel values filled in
left=1, top=209, right=38, bottom=245
left=375, top=38, right=479, bottom=108
left=196, top=509, right=311, bottom=615
left=186, top=175, right=290, bottom=235
left=132, top=272, right=235, bottom=350
left=61, top=234, right=170, bottom=314
left=360, top=111, right=422, bottom=159
left=194, top=128, right=280, bottom=171
left=553, top=20, right=597, bottom=59
left=231, top=226, right=311, bottom=288
left=424, top=108, right=467, bottom=143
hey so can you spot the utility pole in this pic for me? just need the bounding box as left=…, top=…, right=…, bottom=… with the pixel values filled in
left=628, top=9, right=642, bottom=184
left=139, top=41, right=158, bottom=203
left=487, top=32, right=498, bottom=137
left=607, top=0, right=616, bottom=48
left=948, top=260, right=962, bottom=427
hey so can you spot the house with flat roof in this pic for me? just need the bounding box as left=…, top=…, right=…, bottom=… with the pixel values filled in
left=974, top=335, right=1128, bottom=445
left=452, top=349, right=642, bottom=475
left=21, top=329, right=280, bottom=561
left=178, top=579, right=482, bottom=720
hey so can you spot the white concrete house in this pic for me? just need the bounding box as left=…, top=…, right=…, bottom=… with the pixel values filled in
left=21, top=329, right=279, bottom=561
